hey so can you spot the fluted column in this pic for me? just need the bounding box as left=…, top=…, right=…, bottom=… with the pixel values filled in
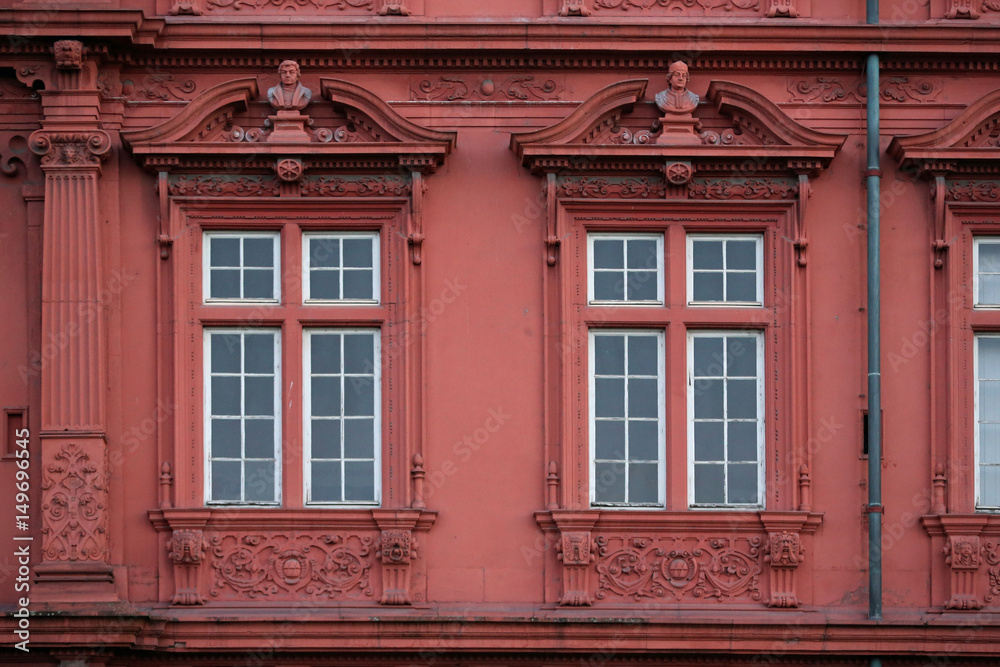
left=29, top=126, right=117, bottom=598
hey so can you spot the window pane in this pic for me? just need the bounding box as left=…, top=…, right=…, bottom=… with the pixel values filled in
left=980, top=380, right=1000, bottom=423
left=211, top=419, right=241, bottom=458
left=243, top=238, right=274, bottom=267
left=693, top=240, right=723, bottom=270
left=212, top=460, right=242, bottom=501
left=243, top=269, right=274, bottom=300
left=345, top=377, right=375, bottom=416
left=211, top=377, right=241, bottom=416
left=694, top=463, right=725, bottom=504
left=344, top=461, right=376, bottom=502
left=344, top=333, right=375, bottom=374
left=727, top=463, right=758, bottom=504
left=627, top=239, right=657, bottom=270
left=245, top=460, right=275, bottom=502
left=312, top=419, right=341, bottom=459
left=981, top=423, right=1000, bottom=464
left=310, top=238, right=340, bottom=268
left=728, top=421, right=759, bottom=461
left=593, top=240, right=624, bottom=269
left=982, top=466, right=1000, bottom=507
left=693, top=272, right=723, bottom=301
left=595, top=378, right=625, bottom=418
left=978, top=337, right=1000, bottom=378
left=343, top=238, right=374, bottom=268
left=628, top=335, right=658, bottom=375
left=344, top=418, right=375, bottom=458
left=980, top=242, right=1000, bottom=272
left=244, top=419, right=275, bottom=458
left=694, top=421, right=724, bottom=461
left=594, top=461, right=626, bottom=504
left=244, top=377, right=274, bottom=416
left=629, top=421, right=659, bottom=461
left=244, top=334, right=274, bottom=374
left=626, top=272, right=658, bottom=301
left=628, top=378, right=658, bottom=419
left=310, top=271, right=341, bottom=300
left=727, top=379, right=757, bottom=420
left=593, top=272, right=624, bottom=301
left=343, top=269, right=374, bottom=300
left=726, top=273, right=757, bottom=302
left=595, top=335, right=625, bottom=375
left=981, top=276, right=1000, bottom=306
left=211, top=269, right=240, bottom=299
left=210, top=238, right=240, bottom=267
left=727, top=337, right=757, bottom=377
left=311, top=460, right=342, bottom=502
left=628, top=463, right=658, bottom=504
left=693, top=337, right=724, bottom=376
left=311, top=334, right=341, bottom=374
left=694, top=379, right=724, bottom=419
left=311, top=377, right=341, bottom=417
left=727, top=240, right=757, bottom=270
left=211, top=334, right=241, bottom=373
left=595, top=420, right=625, bottom=460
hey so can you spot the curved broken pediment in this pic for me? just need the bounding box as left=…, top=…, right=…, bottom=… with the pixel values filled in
left=123, top=75, right=455, bottom=173
left=511, top=78, right=846, bottom=176
left=889, top=89, right=1000, bottom=176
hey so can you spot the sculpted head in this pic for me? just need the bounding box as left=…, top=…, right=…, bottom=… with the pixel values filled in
left=667, top=61, right=690, bottom=91
left=278, top=60, right=301, bottom=87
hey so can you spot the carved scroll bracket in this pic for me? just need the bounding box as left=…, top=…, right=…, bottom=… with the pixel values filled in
left=546, top=511, right=600, bottom=606
left=931, top=174, right=949, bottom=269
left=921, top=515, right=992, bottom=610
left=169, top=529, right=207, bottom=605
left=759, top=512, right=822, bottom=609
left=372, top=509, right=436, bottom=605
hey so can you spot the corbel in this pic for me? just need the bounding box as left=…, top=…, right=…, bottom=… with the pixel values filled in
left=766, top=0, right=799, bottom=17
left=548, top=511, right=599, bottom=606
left=763, top=530, right=805, bottom=607
left=945, top=0, right=980, bottom=19
left=559, top=0, right=591, bottom=16
left=157, top=171, right=172, bottom=260
left=371, top=510, right=436, bottom=606
left=408, top=171, right=424, bottom=265
left=545, top=173, right=560, bottom=266
left=378, top=0, right=411, bottom=14
left=168, top=528, right=207, bottom=605
left=931, top=174, right=948, bottom=269
left=794, top=172, right=811, bottom=267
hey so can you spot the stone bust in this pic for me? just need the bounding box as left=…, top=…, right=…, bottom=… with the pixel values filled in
left=267, top=60, right=312, bottom=111
left=654, top=61, right=699, bottom=115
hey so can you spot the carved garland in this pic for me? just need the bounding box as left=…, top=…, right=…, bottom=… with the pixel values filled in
left=209, top=533, right=375, bottom=600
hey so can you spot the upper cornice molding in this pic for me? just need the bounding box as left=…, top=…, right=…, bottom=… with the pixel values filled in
left=889, top=88, right=1000, bottom=176
left=3, top=15, right=1000, bottom=54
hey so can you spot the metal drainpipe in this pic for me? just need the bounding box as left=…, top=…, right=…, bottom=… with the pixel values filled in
left=866, top=0, right=883, bottom=626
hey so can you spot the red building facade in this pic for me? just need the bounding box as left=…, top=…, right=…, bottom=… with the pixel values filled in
left=2, top=1, right=1000, bottom=664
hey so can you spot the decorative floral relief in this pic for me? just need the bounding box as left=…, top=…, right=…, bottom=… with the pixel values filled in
left=946, top=181, right=1000, bottom=202
left=558, top=176, right=666, bottom=199
left=591, top=0, right=761, bottom=13
left=205, top=0, right=374, bottom=11
left=593, top=535, right=763, bottom=602
left=125, top=73, right=197, bottom=101
left=41, top=442, right=109, bottom=563
left=984, top=540, right=1000, bottom=604
left=412, top=76, right=562, bottom=102
left=987, top=0, right=1000, bottom=11
left=688, top=178, right=797, bottom=200
left=209, top=533, right=375, bottom=600
left=169, top=175, right=281, bottom=197
left=787, top=76, right=941, bottom=104
left=301, top=175, right=412, bottom=197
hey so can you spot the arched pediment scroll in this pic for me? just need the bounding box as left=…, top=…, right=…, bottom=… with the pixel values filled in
left=511, top=78, right=846, bottom=177
left=888, top=89, right=1000, bottom=177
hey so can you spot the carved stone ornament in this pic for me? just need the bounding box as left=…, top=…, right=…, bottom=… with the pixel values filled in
left=688, top=178, right=798, bottom=200
left=205, top=0, right=376, bottom=12
left=29, top=131, right=112, bottom=169
left=377, top=529, right=416, bottom=605
left=412, top=75, right=562, bottom=102
left=591, top=0, right=761, bottom=14
left=764, top=531, right=804, bottom=608
left=53, top=40, right=83, bottom=70
left=559, top=0, right=591, bottom=15
left=558, top=176, right=666, bottom=199
left=41, top=442, right=109, bottom=563
left=380, top=530, right=413, bottom=564
left=788, top=76, right=941, bottom=105
left=557, top=531, right=596, bottom=606
left=766, top=0, right=798, bottom=16
left=944, top=535, right=983, bottom=610
left=276, top=158, right=305, bottom=182
left=985, top=540, right=1000, bottom=605
left=665, top=161, right=693, bottom=185
left=946, top=180, right=1000, bottom=202
left=945, top=0, right=980, bottom=18
left=168, top=530, right=206, bottom=605
left=209, top=532, right=375, bottom=601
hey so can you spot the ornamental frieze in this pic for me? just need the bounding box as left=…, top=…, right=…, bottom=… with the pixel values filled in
left=411, top=75, right=562, bottom=102
left=787, top=76, right=941, bottom=104
left=593, top=535, right=764, bottom=603
left=688, top=178, right=798, bottom=200
left=589, top=0, right=761, bottom=14
left=558, top=176, right=666, bottom=199
left=209, top=532, right=375, bottom=601
left=946, top=181, right=1000, bottom=202
left=168, top=174, right=412, bottom=197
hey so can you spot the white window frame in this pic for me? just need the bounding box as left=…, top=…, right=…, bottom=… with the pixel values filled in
left=302, top=231, right=381, bottom=304
left=202, top=231, right=281, bottom=304
left=587, top=233, right=664, bottom=305
left=203, top=327, right=282, bottom=506
left=974, top=237, right=1000, bottom=308
left=303, top=328, right=382, bottom=506
left=686, top=330, right=765, bottom=510
left=975, top=334, right=1000, bottom=510
left=686, top=234, right=764, bottom=306
left=588, top=329, right=666, bottom=508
